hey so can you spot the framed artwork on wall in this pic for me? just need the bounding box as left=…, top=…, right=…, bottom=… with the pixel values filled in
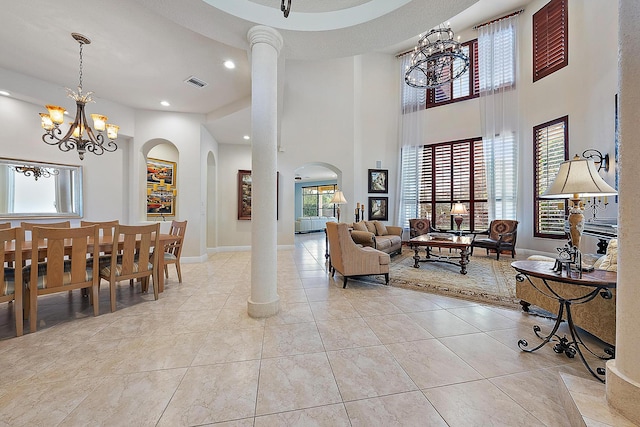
left=368, top=169, right=388, bottom=193
left=147, top=157, right=176, bottom=186
left=237, top=170, right=279, bottom=220
left=368, top=196, right=388, bottom=221
left=146, top=185, right=175, bottom=217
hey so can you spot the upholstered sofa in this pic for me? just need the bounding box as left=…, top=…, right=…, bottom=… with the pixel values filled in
left=349, top=220, right=403, bottom=256
left=516, top=241, right=618, bottom=345
left=295, top=216, right=337, bottom=233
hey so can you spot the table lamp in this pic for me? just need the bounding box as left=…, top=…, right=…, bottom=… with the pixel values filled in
left=541, top=155, right=617, bottom=250
left=450, top=202, right=468, bottom=233
left=330, top=190, right=347, bottom=222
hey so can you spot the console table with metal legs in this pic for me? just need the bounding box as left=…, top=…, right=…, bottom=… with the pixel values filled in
left=511, top=260, right=617, bottom=383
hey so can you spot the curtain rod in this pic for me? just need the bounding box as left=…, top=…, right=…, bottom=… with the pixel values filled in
left=473, top=8, right=524, bottom=30
left=396, top=8, right=525, bottom=57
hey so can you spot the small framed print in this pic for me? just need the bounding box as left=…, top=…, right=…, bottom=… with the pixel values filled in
left=368, top=197, right=388, bottom=221
left=147, top=185, right=175, bottom=217
left=147, top=157, right=176, bottom=186
left=368, top=169, right=388, bottom=193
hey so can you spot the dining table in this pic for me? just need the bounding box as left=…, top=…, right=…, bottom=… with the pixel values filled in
left=3, top=233, right=180, bottom=293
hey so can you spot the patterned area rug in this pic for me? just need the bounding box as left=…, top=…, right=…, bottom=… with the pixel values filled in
left=372, top=249, right=522, bottom=307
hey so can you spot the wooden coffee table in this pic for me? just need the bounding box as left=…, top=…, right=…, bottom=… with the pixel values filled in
left=408, top=233, right=473, bottom=274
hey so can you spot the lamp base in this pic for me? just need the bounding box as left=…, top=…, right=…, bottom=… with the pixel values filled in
left=568, top=205, right=584, bottom=249
left=454, top=216, right=463, bottom=233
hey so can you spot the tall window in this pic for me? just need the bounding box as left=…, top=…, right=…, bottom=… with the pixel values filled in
left=404, top=138, right=488, bottom=231
left=427, top=40, right=479, bottom=107
left=533, top=0, right=568, bottom=82
left=534, top=116, right=568, bottom=237
left=302, top=185, right=336, bottom=217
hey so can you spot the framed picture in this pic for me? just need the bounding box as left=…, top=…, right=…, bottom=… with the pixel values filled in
left=147, top=157, right=176, bottom=186
left=368, top=169, right=388, bottom=193
left=146, top=185, right=175, bottom=216
left=368, top=196, right=388, bottom=221
left=238, top=170, right=279, bottom=220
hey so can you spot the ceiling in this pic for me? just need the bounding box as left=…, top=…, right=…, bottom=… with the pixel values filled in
left=0, top=0, right=530, bottom=147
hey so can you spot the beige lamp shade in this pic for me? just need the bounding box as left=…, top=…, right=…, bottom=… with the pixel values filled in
left=541, top=157, right=617, bottom=198
left=330, top=190, right=347, bottom=204
left=450, top=202, right=468, bottom=215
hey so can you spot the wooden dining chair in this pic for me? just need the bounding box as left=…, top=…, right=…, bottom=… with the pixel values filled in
left=20, top=220, right=71, bottom=238
left=99, top=223, right=160, bottom=312
left=0, top=222, right=11, bottom=230
left=80, top=220, right=119, bottom=239
left=23, top=225, right=100, bottom=333
left=164, top=220, right=187, bottom=283
left=0, top=227, right=23, bottom=336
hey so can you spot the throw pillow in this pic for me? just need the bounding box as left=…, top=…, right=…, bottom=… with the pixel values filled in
left=364, top=221, right=377, bottom=234
left=374, top=221, right=388, bottom=236
left=352, top=222, right=367, bottom=232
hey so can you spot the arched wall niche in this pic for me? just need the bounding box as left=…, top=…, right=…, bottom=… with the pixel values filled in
left=140, top=138, right=179, bottom=221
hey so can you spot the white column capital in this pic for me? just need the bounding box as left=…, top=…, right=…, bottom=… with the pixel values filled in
left=247, top=25, right=283, bottom=54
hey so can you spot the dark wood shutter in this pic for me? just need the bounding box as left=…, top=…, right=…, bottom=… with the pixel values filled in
left=533, top=116, right=569, bottom=237
left=533, top=0, right=568, bottom=82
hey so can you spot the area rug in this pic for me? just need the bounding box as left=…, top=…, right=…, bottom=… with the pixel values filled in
left=371, top=250, right=522, bottom=307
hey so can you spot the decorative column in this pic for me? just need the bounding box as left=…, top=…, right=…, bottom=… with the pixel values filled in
left=246, top=26, right=282, bottom=318
left=606, top=1, right=640, bottom=423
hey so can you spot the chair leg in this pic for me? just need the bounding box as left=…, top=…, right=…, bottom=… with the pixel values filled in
left=176, top=263, right=182, bottom=283
left=30, top=288, right=37, bottom=333
left=151, top=273, right=158, bottom=300
left=343, top=276, right=348, bottom=288
left=164, top=265, right=169, bottom=279
left=110, top=280, right=117, bottom=313
left=384, top=273, right=389, bottom=285
left=92, top=284, right=99, bottom=316
left=496, top=249, right=500, bottom=261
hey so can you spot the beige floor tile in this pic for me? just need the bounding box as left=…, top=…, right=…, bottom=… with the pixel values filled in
left=326, top=345, right=417, bottom=401
left=262, top=322, right=325, bottom=358
left=191, top=327, right=264, bottom=365
left=363, top=313, right=434, bottom=344
left=212, top=307, right=266, bottom=330
left=387, top=339, right=483, bottom=388
left=440, top=333, right=551, bottom=377
left=345, top=390, right=448, bottom=426
left=408, top=309, right=481, bottom=337
left=316, top=317, right=381, bottom=350
left=385, top=294, right=444, bottom=313
left=349, top=297, right=403, bottom=317
left=256, top=353, right=342, bottom=415
left=254, top=403, right=351, bottom=426
left=448, top=305, right=517, bottom=331
left=264, top=302, right=315, bottom=326
left=424, top=379, right=545, bottom=427
left=309, top=298, right=361, bottom=321
left=157, top=362, right=260, bottom=426
left=62, top=369, right=187, bottom=426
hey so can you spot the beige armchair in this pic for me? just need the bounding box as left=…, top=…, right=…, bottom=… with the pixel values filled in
left=326, top=222, right=390, bottom=288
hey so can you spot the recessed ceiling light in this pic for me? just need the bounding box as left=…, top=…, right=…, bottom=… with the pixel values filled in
left=243, top=135, right=250, bottom=140
left=224, top=60, right=236, bottom=69
left=0, top=90, right=10, bottom=96
left=160, top=101, right=170, bottom=107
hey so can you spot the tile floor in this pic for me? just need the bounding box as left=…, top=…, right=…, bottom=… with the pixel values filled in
left=0, top=233, right=610, bottom=426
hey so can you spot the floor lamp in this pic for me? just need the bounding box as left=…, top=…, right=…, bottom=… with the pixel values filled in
left=330, top=190, right=347, bottom=222
left=541, top=156, right=617, bottom=270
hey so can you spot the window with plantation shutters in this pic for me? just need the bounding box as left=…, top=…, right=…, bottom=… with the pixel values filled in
left=410, top=138, right=487, bottom=231
left=426, top=40, right=479, bottom=108
left=534, top=116, right=568, bottom=237
left=533, top=0, right=568, bottom=82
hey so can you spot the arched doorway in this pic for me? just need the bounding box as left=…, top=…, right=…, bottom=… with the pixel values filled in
left=293, top=162, right=342, bottom=234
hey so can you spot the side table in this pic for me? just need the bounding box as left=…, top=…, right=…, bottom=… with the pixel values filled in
left=511, top=260, right=616, bottom=383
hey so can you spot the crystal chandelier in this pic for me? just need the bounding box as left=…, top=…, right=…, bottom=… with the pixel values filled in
left=39, top=33, right=119, bottom=160
left=405, top=26, right=470, bottom=89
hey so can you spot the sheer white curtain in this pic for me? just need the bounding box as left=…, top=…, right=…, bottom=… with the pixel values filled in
left=478, top=15, right=519, bottom=220
left=396, top=53, right=425, bottom=229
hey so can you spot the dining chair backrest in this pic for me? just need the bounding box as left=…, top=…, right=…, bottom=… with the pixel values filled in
left=80, top=220, right=119, bottom=239
left=99, top=223, right=160, bottom=311
left=25, top=225, right=100, bottom=332
left=0, top=226, right=23, bottom=336
left=21, top=221, right=71, bottom=240
left=0, top=222, right=11, bottom=230
left=164, top=220, right=187, bottom=283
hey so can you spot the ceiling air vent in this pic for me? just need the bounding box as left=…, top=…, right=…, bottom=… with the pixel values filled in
left=184, top=76, right=208, bottom=88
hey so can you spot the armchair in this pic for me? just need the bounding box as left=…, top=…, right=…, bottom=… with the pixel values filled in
left=326, top=222, right=390, bottom=288
left=409, top=218, right=436, bottom=238
left=470, top=220, right=519, bottom=260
